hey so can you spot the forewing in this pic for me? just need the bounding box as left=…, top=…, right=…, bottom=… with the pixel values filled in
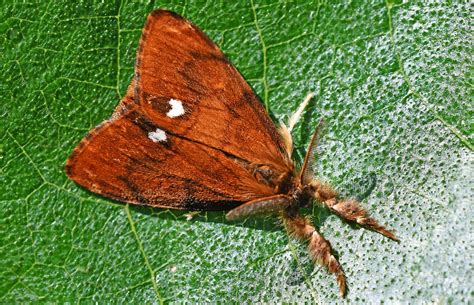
left=66, top=108, right=275, bottom=211
left=134, top=10, right=291, bottom=172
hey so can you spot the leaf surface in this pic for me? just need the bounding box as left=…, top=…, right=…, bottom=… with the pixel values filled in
left=1, top=1, right=472, bottom=303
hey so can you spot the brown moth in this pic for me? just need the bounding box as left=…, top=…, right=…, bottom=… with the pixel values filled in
left=65, top=9, right=399, bottom=297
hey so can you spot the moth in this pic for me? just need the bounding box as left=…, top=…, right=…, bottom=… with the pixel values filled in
left=66, top=9, right=399, bottom=297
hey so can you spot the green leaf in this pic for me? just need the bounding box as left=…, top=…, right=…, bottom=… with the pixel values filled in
left=1, top=1, right=472, bottom=303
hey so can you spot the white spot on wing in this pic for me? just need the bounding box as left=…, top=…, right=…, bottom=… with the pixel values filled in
left=166, top=99, right=185, bottom=118
left=148, top=128, right=167, bottom=143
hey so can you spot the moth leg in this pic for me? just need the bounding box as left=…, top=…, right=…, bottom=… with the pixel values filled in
left=226, top=194, right=292, bottom=221
left=279, top=93, right=316, bottom=158
left=325, top=198, right=399, bottom=241
left=283, top=213, right=346, bottom=297
left=184, top=211, right=200, bottom=221
left=287, top=92, right=315, bottom=132
left=312, top=181, right=399, bottom=241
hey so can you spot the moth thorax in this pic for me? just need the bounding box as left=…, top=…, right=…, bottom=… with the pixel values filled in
left=276, top=170, right=296, bottom=195
left=292, top=186, right=313, bottom=208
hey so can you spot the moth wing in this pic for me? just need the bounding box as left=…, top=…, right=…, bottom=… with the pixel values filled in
left=134, top=10, right=292, bottom=173
left=66, top=107, right=275, bottom=210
